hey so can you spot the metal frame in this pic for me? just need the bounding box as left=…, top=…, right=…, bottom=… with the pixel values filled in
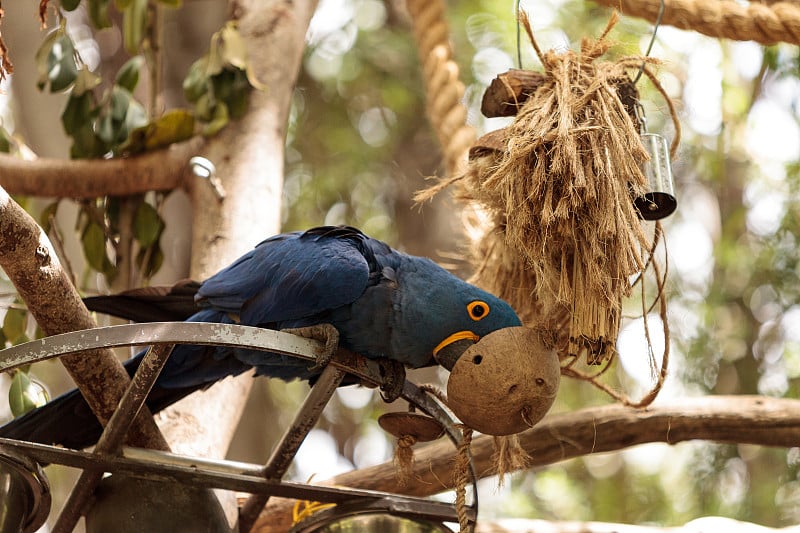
left=0, top=322, right=478, bottom=532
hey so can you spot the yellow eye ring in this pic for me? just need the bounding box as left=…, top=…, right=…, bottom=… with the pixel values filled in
left=467, top=300, right=489, bottom=321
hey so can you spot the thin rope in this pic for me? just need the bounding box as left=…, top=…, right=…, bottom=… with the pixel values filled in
left=454, top=425, right=474, bottom=532
left=595, top=0, right=800, bottom=45
left=492, top=435, right=531, bottom=487
left=394, top=434, right=418, bottom=487
left=516, top=0, right=523, bottom=69
left=632, top=0, right=665, bottom=85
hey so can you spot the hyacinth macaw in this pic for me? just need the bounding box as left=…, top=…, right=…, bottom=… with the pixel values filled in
left=0, top=226, right=521, bottom=449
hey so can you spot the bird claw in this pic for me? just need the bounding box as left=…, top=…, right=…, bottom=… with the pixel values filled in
left=377, top=359, right=405, bottom=403
left=281, top=324, right=340, bottom=371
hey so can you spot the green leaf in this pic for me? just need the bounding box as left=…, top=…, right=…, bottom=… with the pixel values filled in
left=35, top=26, right=63, bottom=91
left=0, top=127, right=11, bottom=154
left=96, top=112, right=115, bottom=145
left=123, top=99, right=148, bottom=136
left=133, top=201, right=164, bottom=247
left=202, top=102, right=229, bottom=136
left=71, top=123, right=108, bottom=159
left=206, top=31, right=225, bottom=76
left=88, top=0, right=112, bottom=28
left=122, top=0, right=147, bottom=55
left=9, top=372, right=49, bottom=417
left=220, top=22, right=247, bottom=70
left=136, top=244, right=164, bottom=279
left=193, top=92, right=214, bottom=122
left=40, top=201, right=60, bottom=233
left=110, top=86, right=133, bottom=122
left=157, top=0, right=181, bottom=7
left=3, top=308, right=26, bottom=345
left=149, top=109, right=195, bottom=149
left=114, top=0, right=133, bottom=9
left=61, top=92, right=94, bottom=135
left=183, top=57, right=210, bottom=103
left=81, top=221, right=109, bottom=272
left=226, top=69, right=250, bottom=119
left=47, top=34, right=79, bottom=92
left=72, top=66, right=102, bottom=96
left=123, top=109, right=194, bottom=154
left=62, top=0, right=82, bottom=11
left=115, top=56, right=144, bottom=92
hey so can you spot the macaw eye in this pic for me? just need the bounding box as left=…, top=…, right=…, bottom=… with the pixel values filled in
left=467, top=300, right=489, bottom=321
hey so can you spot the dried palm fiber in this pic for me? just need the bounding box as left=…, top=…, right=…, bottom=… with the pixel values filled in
left=462, top=12, right=669, bottom=365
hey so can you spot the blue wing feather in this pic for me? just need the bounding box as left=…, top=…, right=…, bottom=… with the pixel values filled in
left=196, top=228, right=372, bottom=326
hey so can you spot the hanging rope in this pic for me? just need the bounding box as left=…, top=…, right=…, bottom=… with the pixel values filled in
left=595, top=0, right=800, bottom=45
left=454, top=424, right=474, bottom=533
left=406, top=0, right=476, bottom=177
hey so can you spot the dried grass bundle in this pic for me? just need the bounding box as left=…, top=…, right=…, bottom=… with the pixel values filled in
left=462, top=13, right=663, bottom=363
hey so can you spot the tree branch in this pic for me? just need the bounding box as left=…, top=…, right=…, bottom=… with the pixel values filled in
left=0, top=137, right=203, bottom=198
left=251, top=395, right=800, bottom=531
left=0, top=186, right=169, bottom=451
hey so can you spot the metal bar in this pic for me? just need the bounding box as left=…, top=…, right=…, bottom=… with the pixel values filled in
left=239, top=363, right=346, bottom=532
left=0, top=322, right=320, bottom=372
left=53, top=344, right=175, bottom=533
left=0, top=322, right=389, bottom=387
left=288, top=498, right=463, bottom=532
left=0, top=438, right=471, bottom=523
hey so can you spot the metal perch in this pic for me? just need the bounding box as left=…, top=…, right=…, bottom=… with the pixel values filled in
left=0, top=322, right=478, bottom=532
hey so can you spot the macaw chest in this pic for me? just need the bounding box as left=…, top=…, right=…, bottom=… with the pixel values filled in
left=325, top=277, right=429, bottom=368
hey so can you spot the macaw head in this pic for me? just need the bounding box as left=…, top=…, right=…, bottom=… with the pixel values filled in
left=429, top=283, right=522, bottom=369
left=393, top=257, right=522, bottom=368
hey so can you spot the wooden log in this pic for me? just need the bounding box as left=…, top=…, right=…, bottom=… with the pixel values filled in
left=480, top=69, right=548, bottom=118
left=480, top=70, right=641, bottom=131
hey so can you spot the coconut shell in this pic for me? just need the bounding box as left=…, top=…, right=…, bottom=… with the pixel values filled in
left=447, top=326, right=560, bottom=436
left=378, top=412, right=445, bottom=442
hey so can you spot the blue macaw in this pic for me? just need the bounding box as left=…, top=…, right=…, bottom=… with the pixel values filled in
left=0, top=226, right=521, bottom=449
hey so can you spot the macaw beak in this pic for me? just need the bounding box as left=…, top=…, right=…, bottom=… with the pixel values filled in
left=433, top=332, right=479, bottom=370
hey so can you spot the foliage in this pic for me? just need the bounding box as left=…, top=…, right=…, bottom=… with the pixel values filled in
left=29, top=2, right=258, bottom=287
left=183, top=22, right=254, bottom=136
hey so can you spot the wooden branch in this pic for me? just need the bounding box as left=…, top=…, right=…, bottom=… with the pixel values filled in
left=250, top=396, right=800, bottom=532
left=480, top=69, right=548, bottom=117
left=0, top=186, right=169, bottom=451
left=0, top=137, right=203, bottom=198
left=479, top=70, right=640, bottom=124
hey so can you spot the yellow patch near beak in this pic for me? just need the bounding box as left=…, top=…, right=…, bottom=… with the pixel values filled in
left=433, top=331, right=480, bottom=356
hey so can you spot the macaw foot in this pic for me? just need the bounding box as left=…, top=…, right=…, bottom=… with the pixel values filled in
left=377, top=358, right=405, bottom=402
left=281, top=324, right=340, bottom=371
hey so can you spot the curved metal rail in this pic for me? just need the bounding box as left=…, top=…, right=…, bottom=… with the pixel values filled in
left=0, top=322, right=478, bottom=532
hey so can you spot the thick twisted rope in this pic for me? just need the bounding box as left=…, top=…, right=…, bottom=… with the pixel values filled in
left=406, top=0, right=476, bottom=177
left=595, top=0, right=800, bottom=45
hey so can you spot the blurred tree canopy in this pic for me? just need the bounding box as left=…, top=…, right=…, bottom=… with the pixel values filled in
left=0, top=0, right=798, bottom=530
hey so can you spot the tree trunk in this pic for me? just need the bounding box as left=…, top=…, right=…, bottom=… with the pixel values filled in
left=153, top=0, right=319, bottom=526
